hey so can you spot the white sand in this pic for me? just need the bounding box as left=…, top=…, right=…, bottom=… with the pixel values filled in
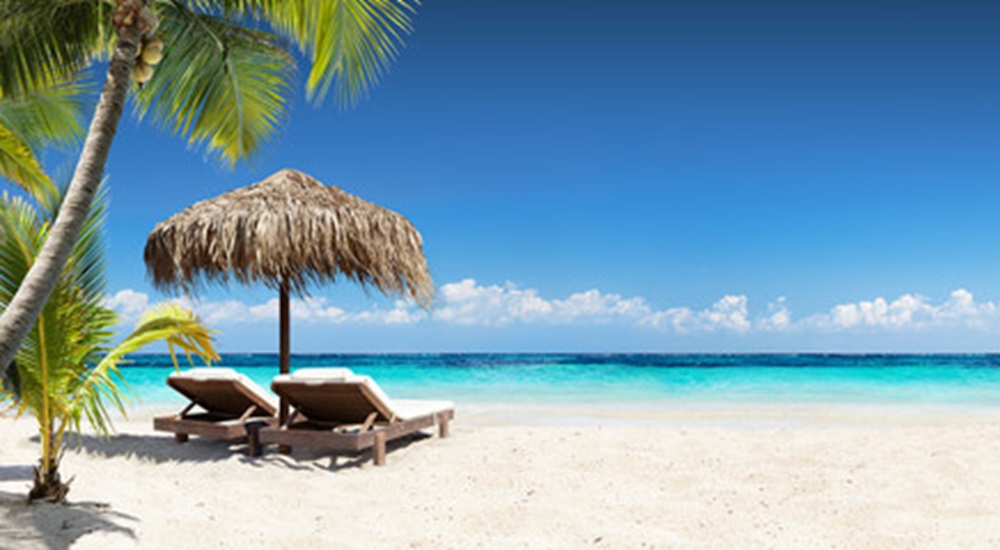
left=3, top=404, right=1000, bottom=548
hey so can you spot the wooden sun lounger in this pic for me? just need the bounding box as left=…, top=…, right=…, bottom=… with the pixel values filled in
left=248, top=370, right=453, bottom=465
left=153, top=369, right=279, bottom=442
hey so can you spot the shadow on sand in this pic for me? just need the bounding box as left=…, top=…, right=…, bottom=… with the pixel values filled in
left=63, top=429, right=432, bottom=473
left=0, top=489, right=136, bottom=550
left=63, top=432, right=252, bottom=465
left=246, top=431, right=433, bottom=472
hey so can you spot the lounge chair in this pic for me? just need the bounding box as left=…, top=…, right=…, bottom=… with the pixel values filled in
left=248, top=368, right=454, bottom=465
left=153, top=368, right=279, bottom=443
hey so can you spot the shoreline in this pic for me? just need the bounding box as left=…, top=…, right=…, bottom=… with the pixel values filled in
left=3, top=402, right=1000, bottom=548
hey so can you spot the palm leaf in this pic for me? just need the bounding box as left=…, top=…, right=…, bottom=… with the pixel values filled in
left=0, top=126, right=53, bottom=198
left=185, top=0, right=418, bottom=105
left=0, top=191, right=46, bottom=312
left=134, top=1, right=294, bottom=165
left=0, top=0, right=107, bottom=98
left=307, top=0, right=417, bottom=105
left=0, top=79, right=90, bottom=150
left=70, top=304, right=219, bottom=431
left=0, top=79, right=89, bottom=198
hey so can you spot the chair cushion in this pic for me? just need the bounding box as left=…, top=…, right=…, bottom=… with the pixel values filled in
left=392, top=399, right=455, bottom=420
left=290, top=367, right=354, bottom=381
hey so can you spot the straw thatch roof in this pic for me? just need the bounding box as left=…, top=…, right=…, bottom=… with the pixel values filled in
left=144, top=169, right=433, bottom=307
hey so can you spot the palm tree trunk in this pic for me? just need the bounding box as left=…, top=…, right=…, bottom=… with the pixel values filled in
left=0, top=1, right=147, bottom=372
left=29, top=462, right=68, bottom=503
left=29, top=419, right=68, bottom=502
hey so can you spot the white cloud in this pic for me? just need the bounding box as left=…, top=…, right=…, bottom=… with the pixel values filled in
left=104, top=290, right=424, bottom=327
left=641, top=295, right=751, bottom=333
left=806, top=288, right=998, bottom=331
left=759, top=297, right=791, bottom=331
left=434, top=279, right=650, bottom=326
left=103, top=289, right=150, bottom=321
left=103, top=284, right=1000, bottom=335
left=701, top=294, right=751, bottom=332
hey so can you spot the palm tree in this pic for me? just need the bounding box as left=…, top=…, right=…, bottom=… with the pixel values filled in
left=0, top=0, right=419, bottom=371
left=0, top=182, right=219, bottom=502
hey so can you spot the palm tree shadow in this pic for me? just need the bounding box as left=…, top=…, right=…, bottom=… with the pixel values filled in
left=0, top=465, right=34, bottom=482
left=0, top=489, right=137, bottom=550
left=63, top=432, right=252, bottom=464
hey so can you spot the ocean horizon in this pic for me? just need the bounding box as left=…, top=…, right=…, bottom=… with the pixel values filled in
left=121, top=353, right=1000, bottom=410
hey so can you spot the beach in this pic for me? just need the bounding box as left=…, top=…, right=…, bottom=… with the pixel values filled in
left=3, top=404, right=1000, bottom=549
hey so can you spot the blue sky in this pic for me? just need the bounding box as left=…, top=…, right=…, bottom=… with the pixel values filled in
left=39, top=1, right=1000, bottom=352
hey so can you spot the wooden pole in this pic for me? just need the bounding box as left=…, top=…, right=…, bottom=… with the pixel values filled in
left=279, top=279, right=290, bottom=425
left=278, top=279, right=292, bottom=455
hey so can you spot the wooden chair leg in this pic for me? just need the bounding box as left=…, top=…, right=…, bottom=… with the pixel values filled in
left=278, top=444, right=292, bottom=455
left=373, top=431, right=387, bottom=466
left=438, top=415, right=450, bottom=438
left=174, top=433, right=189, bottom=443
left=246, top=424, right=262, bottom=457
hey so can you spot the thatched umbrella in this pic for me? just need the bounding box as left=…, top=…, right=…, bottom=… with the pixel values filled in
left=144, top=169, right=433, bottom=424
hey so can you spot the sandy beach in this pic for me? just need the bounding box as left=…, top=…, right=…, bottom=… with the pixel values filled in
left=3, top=405, right=1000, bottom=549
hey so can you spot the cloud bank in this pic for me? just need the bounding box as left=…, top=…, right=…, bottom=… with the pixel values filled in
left=105, top=281, right=1000, bottom=335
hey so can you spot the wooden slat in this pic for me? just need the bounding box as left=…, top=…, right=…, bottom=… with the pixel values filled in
left=167, top=377, right=276, bottom=417
left=270, top=380, right=395, bottom=424
left=153, top=415, right=278, bottom=441
left=360, top=412, right=378, bottom=433
left=255, top=412, right=446, bottom=454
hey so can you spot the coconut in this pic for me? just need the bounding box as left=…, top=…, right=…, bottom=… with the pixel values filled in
left=132, top=63, right=154, bottom=84
left=142, top=47, right=163, bottom=65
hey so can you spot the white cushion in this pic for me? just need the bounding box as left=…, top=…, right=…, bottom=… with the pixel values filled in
left=290, top=367, right=355, bottom=380
left=392, top=399, right=454, bottom=421
left=170, top=367, right=241, bottom=380
left=354, top=375, right=396, bottom=412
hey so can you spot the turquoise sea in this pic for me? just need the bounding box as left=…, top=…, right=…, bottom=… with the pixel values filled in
left=122, top=354, right=1000, bottom=410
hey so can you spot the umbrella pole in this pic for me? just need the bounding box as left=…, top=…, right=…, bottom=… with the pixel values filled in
left=278, top=279, right=291, bottom=454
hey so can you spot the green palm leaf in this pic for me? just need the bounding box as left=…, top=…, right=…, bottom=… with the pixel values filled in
left=134, top=1, right=295, bottom=165
left=0, top=79, right=89, bottom=197
left=0, top=79, right=90, bottom=150
left=0, top=127, right=52, bottom=198
left=307, top=0, right=417, bottom=105
left=186, top=0, right=418, bottom=105
left=0, top=1, right=107, bottom=98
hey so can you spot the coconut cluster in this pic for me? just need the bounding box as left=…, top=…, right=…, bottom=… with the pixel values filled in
left=132, top=36, right=164, bottom=86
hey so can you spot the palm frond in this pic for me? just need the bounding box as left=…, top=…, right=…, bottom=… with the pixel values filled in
left=0, top=78, right=89, bottom=198
left=71, top=304, right=218, bottom=431
left=0, top=191, right=46, bottom=310
left=185, top=0, right=418, bottom=105
left=134, top=1, right=294, bottom=166
left=0, top=79, right=90, bottom=150
left=307, top=0, right=417, bottom=105
left=0, top=0, right=107, bottom=97
left=0, top=125, right=53, bottom=197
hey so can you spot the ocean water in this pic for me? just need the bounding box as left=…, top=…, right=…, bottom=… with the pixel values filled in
left=120, top=354, right=1000, bottom=410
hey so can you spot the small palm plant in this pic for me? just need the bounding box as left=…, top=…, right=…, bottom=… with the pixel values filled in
left=0, top=183, right=218, bottom=502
